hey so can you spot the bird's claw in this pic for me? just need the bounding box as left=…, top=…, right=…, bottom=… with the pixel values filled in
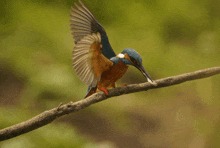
left=99, top=88, right=109, bottom=95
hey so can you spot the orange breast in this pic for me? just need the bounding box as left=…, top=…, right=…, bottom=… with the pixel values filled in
left=97, top=61, right=128, bottom=89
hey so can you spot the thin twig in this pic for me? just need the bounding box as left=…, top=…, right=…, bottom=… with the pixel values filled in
left=0, top=66, right=220, bottom=141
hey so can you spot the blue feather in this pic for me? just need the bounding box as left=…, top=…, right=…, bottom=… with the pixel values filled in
left=96, top=23, right=116, bottom=59
left=121, top=48, right=143, bottom=65
left=86, top=85, right=96, bottom=97
left=110, top=56, right=132, bottom=65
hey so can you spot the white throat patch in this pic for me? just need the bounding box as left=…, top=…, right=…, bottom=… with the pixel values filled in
left=116, top=53, right=125, bottom=58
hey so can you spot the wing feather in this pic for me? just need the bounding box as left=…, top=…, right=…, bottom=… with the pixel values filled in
left=70, top=0, right=116, bottom=60
left=71, top=1, right=116, bottom=88
left=78, top=0, right=97, bottom=20
left=70, top=1, right=99, bottom=44
left=70, top=8, right=91, bottom=22
left=72, top=33, right=102, bottom=87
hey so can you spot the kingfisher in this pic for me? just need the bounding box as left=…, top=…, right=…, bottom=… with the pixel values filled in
left=70, top=0, right=154, bottom=98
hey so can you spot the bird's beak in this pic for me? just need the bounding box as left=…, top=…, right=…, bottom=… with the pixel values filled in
left=136, top=65, right=154, bottom=83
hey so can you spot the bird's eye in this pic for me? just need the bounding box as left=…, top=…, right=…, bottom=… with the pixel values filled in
left=130, top=57, right=135, bottom=62
left=130, top=57, right=137, bottom=65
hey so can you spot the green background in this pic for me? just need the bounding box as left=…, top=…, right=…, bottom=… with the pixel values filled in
left=1, top=0, right=220, bottom=147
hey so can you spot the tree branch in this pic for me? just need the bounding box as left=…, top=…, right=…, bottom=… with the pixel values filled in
left=1, top=66, right=220, bottom=141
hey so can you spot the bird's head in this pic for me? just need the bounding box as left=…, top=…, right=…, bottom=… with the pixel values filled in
left=116, top=48, right=154, bottom=83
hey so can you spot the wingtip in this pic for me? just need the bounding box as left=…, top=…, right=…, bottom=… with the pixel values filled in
left=74, top=2, right=80, bottom=8
left=78, top=0, right=84, bottom=6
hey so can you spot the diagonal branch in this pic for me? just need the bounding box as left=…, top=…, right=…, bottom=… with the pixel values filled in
left=0, top=66, right=220, bottom=141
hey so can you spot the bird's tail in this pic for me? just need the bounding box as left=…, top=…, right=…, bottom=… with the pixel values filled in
left=85, top=85, right=97, bottom=98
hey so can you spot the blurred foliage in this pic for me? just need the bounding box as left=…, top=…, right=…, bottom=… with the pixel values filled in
left=0, top=0, right=220, bottom=147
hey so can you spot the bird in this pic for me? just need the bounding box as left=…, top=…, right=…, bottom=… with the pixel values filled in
left=70, top=0, right=155, bottom=98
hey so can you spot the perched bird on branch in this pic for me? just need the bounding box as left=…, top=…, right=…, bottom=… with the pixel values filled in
left=70, top=0, right=154, bottom=98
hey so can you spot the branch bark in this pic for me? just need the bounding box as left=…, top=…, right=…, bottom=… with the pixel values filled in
left=1, top=66, right=220, bottom=141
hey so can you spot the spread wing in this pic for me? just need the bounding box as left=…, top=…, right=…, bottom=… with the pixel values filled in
left=72, top=33, right=113, bottom=87
left=70, top=0, right=116, bottom=59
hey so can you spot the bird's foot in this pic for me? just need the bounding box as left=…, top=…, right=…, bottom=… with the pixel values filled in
left=122, top=84, right=127, bottom=86
left=99, top=88, right=109, bottom=95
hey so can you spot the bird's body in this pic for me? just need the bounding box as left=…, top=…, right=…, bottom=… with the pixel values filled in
left=98, top=61, right=128, bottom=89
left=86, top=59, right=128, bottom=97
left=89, top=42, right=128, bottom=89
left=70, top=0, right=154, bottom=98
